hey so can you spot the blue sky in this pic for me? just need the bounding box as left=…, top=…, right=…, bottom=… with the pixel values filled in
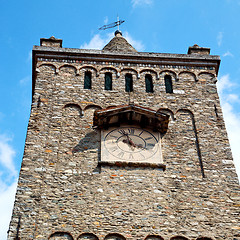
left=1, top=0, right=240, bottom=239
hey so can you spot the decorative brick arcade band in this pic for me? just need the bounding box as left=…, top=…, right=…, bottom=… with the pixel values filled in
left=48, top=231, right=214, bottom=240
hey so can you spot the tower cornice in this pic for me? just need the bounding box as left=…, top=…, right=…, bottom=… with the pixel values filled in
left=32, top=45, right=220, bottom=98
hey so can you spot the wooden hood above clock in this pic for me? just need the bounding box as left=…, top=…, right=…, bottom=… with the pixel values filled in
left=93, top=104, right=170, bottom=134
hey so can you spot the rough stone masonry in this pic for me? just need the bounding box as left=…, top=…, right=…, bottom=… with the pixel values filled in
left=7, top=32, right=240, bottom=240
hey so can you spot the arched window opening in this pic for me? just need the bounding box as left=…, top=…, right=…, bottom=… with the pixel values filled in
left=145, top=235, right=164, bottom=240
left=49, top=232, right=74, bottom=240
left=170, top=236, right=189, bottom=240
left=104, top=233, right=126, bottom=240
left=105, top=72, right=112, bottom=90
left=125, top=73, right=133, bottom=92
left=77, top=233, right=99, bottom=240
left=164, top=75, right=173, bottom=93
left=196, top=238, right=213, bottom=240
left=84, top=71, right=92, bottom=89
left=145, top=74, right=154, bottom=93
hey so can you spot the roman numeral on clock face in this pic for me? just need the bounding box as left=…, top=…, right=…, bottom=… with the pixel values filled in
left=138, top=130, right=143, bottom=136
left=147, top=143, right=155, bottom=147
left=117, top=151, right=124, bottom=158
left=118, top=129, right=126, bottom=135
left=129, top=153, right=134, bottom=160
left=145, top=137, right=153, bottom=140
left=128, top=128, right=135, bottom=135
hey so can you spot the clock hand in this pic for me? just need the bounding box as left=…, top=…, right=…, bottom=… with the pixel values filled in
left=122, top=139, right=129, bottom=144
left=128, top=137, right=136, bottom=147
left=122, top=132, right=149, bottom=150
left=126, top=134, right=137, bottom=147
left=135, top=143, right=148, bottom=150
left=122, top=134, right=136, bottom=150
left=135, top=143, right=143, bottom=148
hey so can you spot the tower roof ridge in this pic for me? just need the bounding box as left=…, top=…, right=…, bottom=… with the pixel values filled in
left=103, top=32, right=137, bottom=53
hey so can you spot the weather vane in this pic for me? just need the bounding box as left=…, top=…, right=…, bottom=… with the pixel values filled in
left=99, top=16, right=125, bottom=31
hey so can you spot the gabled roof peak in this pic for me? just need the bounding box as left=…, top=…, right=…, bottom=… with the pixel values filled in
left=93, top=104, right=169, bottom=134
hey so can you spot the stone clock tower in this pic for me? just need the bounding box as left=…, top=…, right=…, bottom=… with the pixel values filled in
left=8, top=32, right=240, bottom=240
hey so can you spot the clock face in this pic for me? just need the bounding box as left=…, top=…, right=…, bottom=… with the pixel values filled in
left=101, top=126, right=161, bottom=163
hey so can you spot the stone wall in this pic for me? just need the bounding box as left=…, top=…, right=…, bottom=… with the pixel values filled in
left=7, top=46, right=240, bottom=240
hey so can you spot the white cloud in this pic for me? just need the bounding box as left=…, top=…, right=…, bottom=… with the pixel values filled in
left=221, top=101, right=240, bottom=178
left=0, top=180, right=17, bottom=240
left=226, top=93, right=240, bottom=103
left=80, top=32, right=144, bottom=52
left=124, top=32, right=145, bottom=51
left=217, top=75, right=240, bottom=179
left=131, top=0, right=153, bottom=7
left=217, top=74, right=233, bottom=94
left=80, top=34, right=113, bottom=50
left=0, top=134, right=17, bottom=178
left=0, top=134, right=17, bottom=239
left=217, top=32, right=223, bottom=47
left=223, top=51, right=233, bottom=57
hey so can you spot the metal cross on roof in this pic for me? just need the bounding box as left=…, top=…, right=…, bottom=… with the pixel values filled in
left=99, top=16, right=125, bottom=31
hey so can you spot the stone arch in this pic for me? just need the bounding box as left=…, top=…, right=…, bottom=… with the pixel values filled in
left=104, top=233, right=126, bottom=240
left=198, top=71, right=215, bottom=78
left=140, top=69, right=158, bottom=78
left=84, top=104, right=102, bottom=111
left=49, top=232, right=74, bottom=240
left=121, top=68, right=138, bottom=77
left=157, top=108, right=175, bottom=121
left=176, top=108, right=194, bottom=118
left=64, top=103, right=83, bottom=117
left=159, top=70, right=177, bottom=80
left=196, top=238, right=214, bottom=240
left=170, top=236, right=189, bottom=240
left=36, top=63, right=58, bottom=75
left=59, top=64, right=77, bottom=75
left=38, top=63, right=57, bottom=74
left=198, top=72, right=217, bottom=84
left=176, top=108, right=205, bottom=178
left=80, top=65, right=98, bottom=77
left=100, top=66, right=118, bottom=75
left=178, top=71, right=197, bottom=82
left=77, top=233, right=99, bottom=240
left=144, top=234, right=164, bottom=240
